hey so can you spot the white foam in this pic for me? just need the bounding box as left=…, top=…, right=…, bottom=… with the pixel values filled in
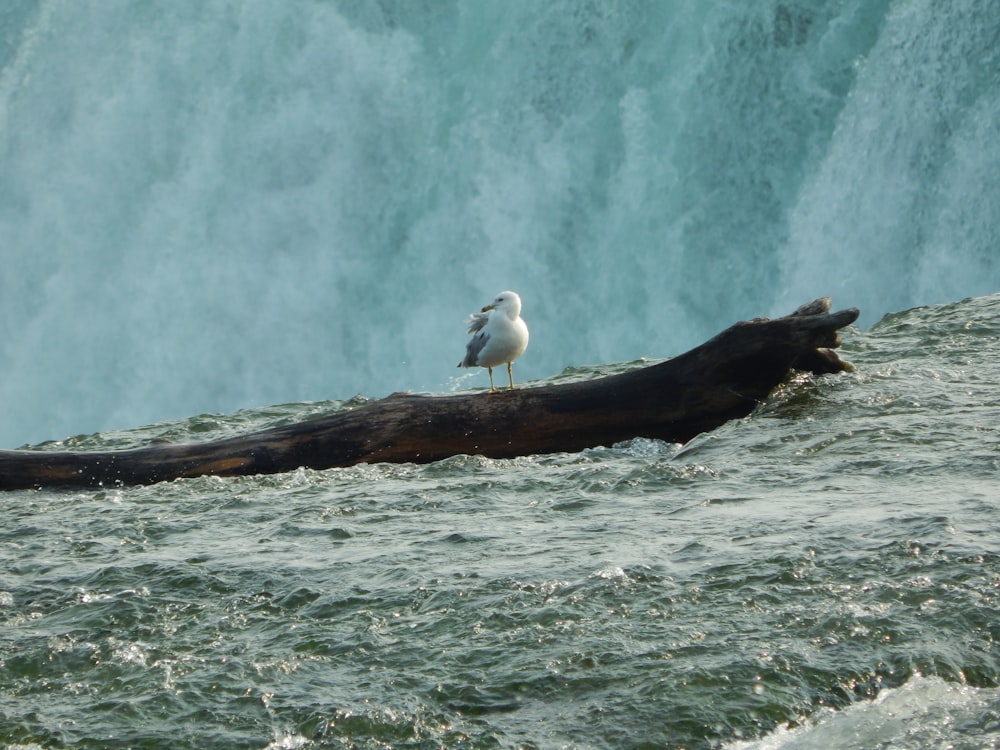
left=727, top=674, right=1000, bottom=750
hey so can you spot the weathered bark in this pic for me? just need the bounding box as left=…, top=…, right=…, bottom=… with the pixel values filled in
left=0, top=299, right=858, bottom=490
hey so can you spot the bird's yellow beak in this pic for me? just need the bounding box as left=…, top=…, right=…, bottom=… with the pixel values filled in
left=480, top=303, right=495, bottom=313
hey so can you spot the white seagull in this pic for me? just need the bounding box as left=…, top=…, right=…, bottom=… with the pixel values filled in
left=458, top=290, right=530, bottom=392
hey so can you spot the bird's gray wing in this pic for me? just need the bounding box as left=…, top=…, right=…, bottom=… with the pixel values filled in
left=465, top=311, right=490, bottom=334
left=459, top=326, right=490, bottom=368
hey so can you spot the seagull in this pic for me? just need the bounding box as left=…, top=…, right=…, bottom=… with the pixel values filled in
left=458, top=290, right=530, bottom=392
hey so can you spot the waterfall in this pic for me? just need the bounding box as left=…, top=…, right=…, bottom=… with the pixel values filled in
left=2, top=0, right=998, bottom=446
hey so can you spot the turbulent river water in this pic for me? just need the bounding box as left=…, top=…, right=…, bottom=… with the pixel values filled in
left=3, top=294, right=1000, bottom=748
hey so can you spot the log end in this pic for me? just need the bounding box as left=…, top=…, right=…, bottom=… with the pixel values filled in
left=786, top=301, right=859, bottom=374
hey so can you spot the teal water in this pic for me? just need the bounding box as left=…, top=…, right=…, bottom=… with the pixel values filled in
left=3, top=295, right=1000, bottom=748
left=3, top=2, right=1000, bottom=745
left=2, top=1, right=1000, bottom=446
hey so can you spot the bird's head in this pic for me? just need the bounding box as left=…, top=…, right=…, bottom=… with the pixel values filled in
left=485, top=291, right=522, bottom=317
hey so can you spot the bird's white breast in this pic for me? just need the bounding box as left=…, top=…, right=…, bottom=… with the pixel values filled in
left=476, top=312, right=529, bottom=368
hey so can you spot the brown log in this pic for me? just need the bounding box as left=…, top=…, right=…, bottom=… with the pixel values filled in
left=0, top=299, right=858, bottom=490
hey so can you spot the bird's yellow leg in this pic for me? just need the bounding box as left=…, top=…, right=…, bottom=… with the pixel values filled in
left=507, top=362, right=515, bottom=390
left=487, top=367, right=497, bottom=393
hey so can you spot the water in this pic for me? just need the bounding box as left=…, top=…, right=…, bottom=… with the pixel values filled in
left=2, top=1, right=1000, bottom=446
left=2, top=2, right=1000, bottom=747
left=3, top=294, right=1000, bottom=748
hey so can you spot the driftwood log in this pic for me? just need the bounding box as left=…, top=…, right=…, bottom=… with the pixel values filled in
left=0, top=299, right=858, bottom=490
